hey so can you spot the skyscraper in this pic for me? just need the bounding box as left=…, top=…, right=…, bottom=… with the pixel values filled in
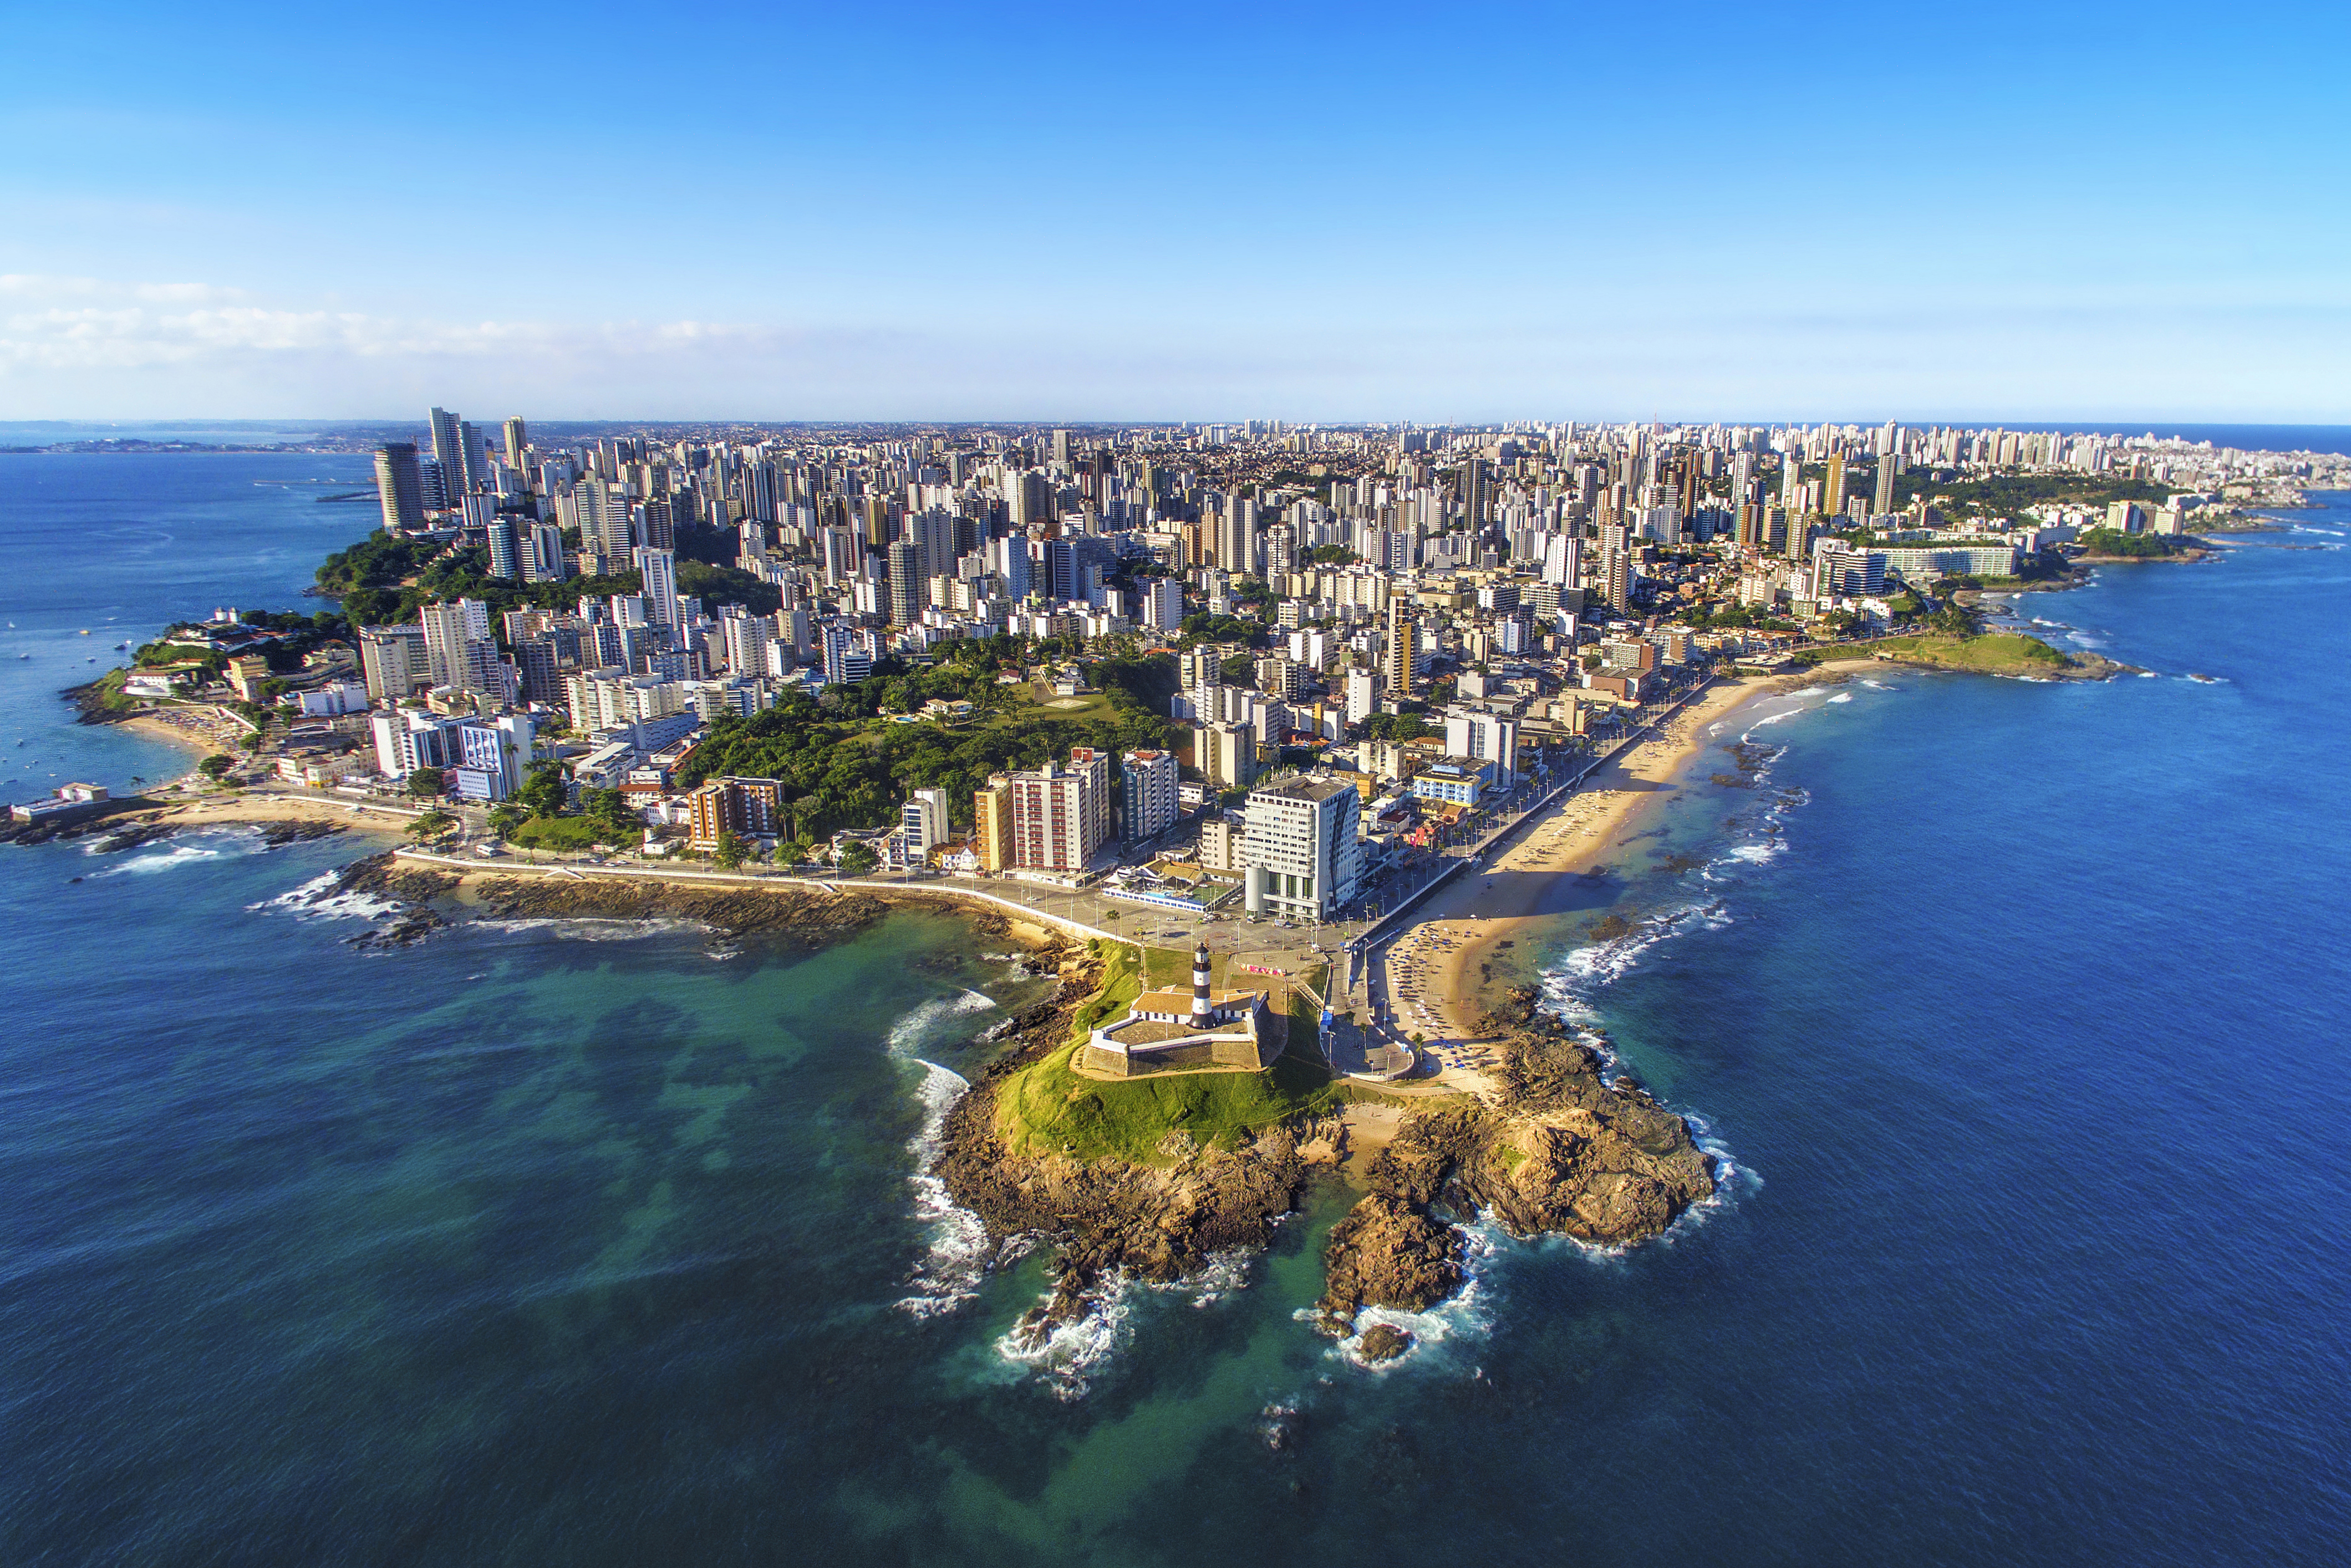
left=374, top=442, right=425, bottom=532
left=420, top=599, right=497, bottom=694
left=886, top=538, right=924, bottom=626
left=1874, top=452, right=1900, bottom=516
left=1823, top=455, right=1846, bottom=521
left=1384, top=600, right=1416, bottom=698
left=634, top=547, right=678, bottom=629
left=1120, top=749, right=1178, bottom=844
left=502, top=417, right=528, bottom=469
left=1217, top=497, right=1255, bottom=577
left=428, top=407, right=465, bottom=496
left=1459, top=457, right=1489, bottom=528
left=1007, top=750, right=1111, bottom=872
left=1241, top=775, right=1362, bottom=922
left=485, top=517, right=520, bottom=579
left=455, top=419, right=485, bottom=496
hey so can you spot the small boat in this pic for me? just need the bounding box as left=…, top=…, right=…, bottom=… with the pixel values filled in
left=78, top=629, right=90, bottom=636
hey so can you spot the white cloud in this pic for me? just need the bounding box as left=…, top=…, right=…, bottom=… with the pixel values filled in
left=1, top=272, right=2344, bottom=422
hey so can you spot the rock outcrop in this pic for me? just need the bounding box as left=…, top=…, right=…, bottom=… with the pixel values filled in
left=1320, top=1194, right=1463, bottom=1320
left=464, top=872, right=893, bottom=940
left=1318, top=989, right=1716, bottom=1328
left=935, top=945, right=1326, bottom=1330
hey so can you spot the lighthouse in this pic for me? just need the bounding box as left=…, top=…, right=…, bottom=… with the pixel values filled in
left=1190, top=939, right=1213, bottom=1030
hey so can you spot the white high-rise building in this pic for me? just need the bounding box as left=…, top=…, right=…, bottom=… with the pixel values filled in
left=634, top=547, right=679, bottom=629
left=1241, top=775, right=1361, bottom=921
left=900, top=787, right=949, bottom=858
left=1141, top=577, right=1184, bottom=629
left=1120, top=749, right=1178, bottom=844
left=419, top=599, right=495, bottom=693
left=1444, top=710, right=1520, bottom=784
left=1344, top=669, right=1379, bottom=725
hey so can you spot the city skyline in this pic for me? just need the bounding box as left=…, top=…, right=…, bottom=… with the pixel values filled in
left=4, top=1, right=2347, bottom=420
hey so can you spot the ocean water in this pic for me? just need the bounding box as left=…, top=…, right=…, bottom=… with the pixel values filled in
left=3, top=458, right=2348, bottom=1565
left=0, top=451, right=379, bottom=792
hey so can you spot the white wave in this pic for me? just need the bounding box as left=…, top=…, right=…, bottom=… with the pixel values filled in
left=467, top=916, right=709, bottom=942
left=1324, top=1224, right=1502, bottom=1371
left=247, top=866, right=401, bottom=922
left=1826, top=691, right=1853, bottom=704
left=886, top=988, right=998, bottom=1057
left=93, top=827, right=266, bottom=877
left=994, top=1273, right=1136, bottom=1401
left=1543, top=898, right=1733, bottom=1015
left=1738, top=705, right=1805, bottom=742
left=1718, top=842, right=1780, bottom=866
left=895, top=1058, right=993, bottom=1320
left=1859, top=679, right=1894, bottom=690
left=1166, top=1248, right=1253, bottom=1309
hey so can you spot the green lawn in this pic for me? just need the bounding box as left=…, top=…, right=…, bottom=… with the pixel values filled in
left=988, top=684, right=1122, bottom=727
left=1867, top=632, right=2069, bottom=674
left=995, top=941, right=1352, bottom=1163
left=508, top=814, right=618, bottom=851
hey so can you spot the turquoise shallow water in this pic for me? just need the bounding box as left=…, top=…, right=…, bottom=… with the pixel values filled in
left=3, top=457, right=2348, bottom=1565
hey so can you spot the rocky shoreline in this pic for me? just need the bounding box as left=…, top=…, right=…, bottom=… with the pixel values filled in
left=0, top=793, right=349, bottom=852
left=931, top=944, right=1719, bottom=1360
left=1314, top=994, right=1716, bottom=1354
left=39, top=810, right=1723, bottom=1358
left=932, top=941, right=1345, bottom=1343
left=323, top=852, right=955, bottom=952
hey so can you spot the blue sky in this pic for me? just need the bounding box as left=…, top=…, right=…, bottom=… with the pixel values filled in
left=3, top=0, right=2345, bottom=421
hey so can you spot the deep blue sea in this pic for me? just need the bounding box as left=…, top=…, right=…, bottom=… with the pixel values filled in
left=3, top=456, right=2347, bottom=1566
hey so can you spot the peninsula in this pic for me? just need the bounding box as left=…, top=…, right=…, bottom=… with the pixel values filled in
left=24, top=414, right=2345, bottom=1355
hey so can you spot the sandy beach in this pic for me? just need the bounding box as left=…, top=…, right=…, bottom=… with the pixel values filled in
left=1377, top=674, right=1803, bottom=1091
left=118, top=707, right=255, bottom=762
left=118, top=786, right=418, bottom=837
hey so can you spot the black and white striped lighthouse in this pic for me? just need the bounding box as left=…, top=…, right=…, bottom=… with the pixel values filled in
left=1190, top=940, right=1213, bottom=1029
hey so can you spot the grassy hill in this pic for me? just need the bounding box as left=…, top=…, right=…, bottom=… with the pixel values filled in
left=1863, top=632, right=2071, bottom=674
left=993, top=941, right=1356, bottom=1164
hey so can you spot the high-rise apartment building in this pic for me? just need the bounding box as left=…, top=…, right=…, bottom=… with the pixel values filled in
left=887, top=538, right=924, bottom=626
left=428, top=408, right=465, bottom=498
left=973, top=777, right=1012, bottom=871
left=1241, top=775, right=1361, bottom=921
left=1444, top=710, right=1520, bottom=784
left=1202, top=721, right=1256, bottom=790
left=359, top=624, right=430, bottom=701
left=502, top=417, right=527, bottom=469
left=1005, top=749, right=1111, bottom=873
left=420, top=599, right=495, bottom=693
left=1141, top=577, right=1183, bottom=629
left=375, top=443, right=425, bottom=532
left=634, top=547, right=678, bottom=629
left=1384, top=601, right=1416, bottom=698
left=1458, top=457, right=1488, bottom=527
left=1216, top=497, right=1255, bottom=576
left=900, top=787, right=949, bottom=859
left=1120, top=749, right=1178, bottom=844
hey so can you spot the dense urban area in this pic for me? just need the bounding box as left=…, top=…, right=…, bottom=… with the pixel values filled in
left=48, top=416, right=2343, bottom=925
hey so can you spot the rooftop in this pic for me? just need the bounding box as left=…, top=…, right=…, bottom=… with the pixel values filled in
left=1248, top=774, right=1356, bottom=806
